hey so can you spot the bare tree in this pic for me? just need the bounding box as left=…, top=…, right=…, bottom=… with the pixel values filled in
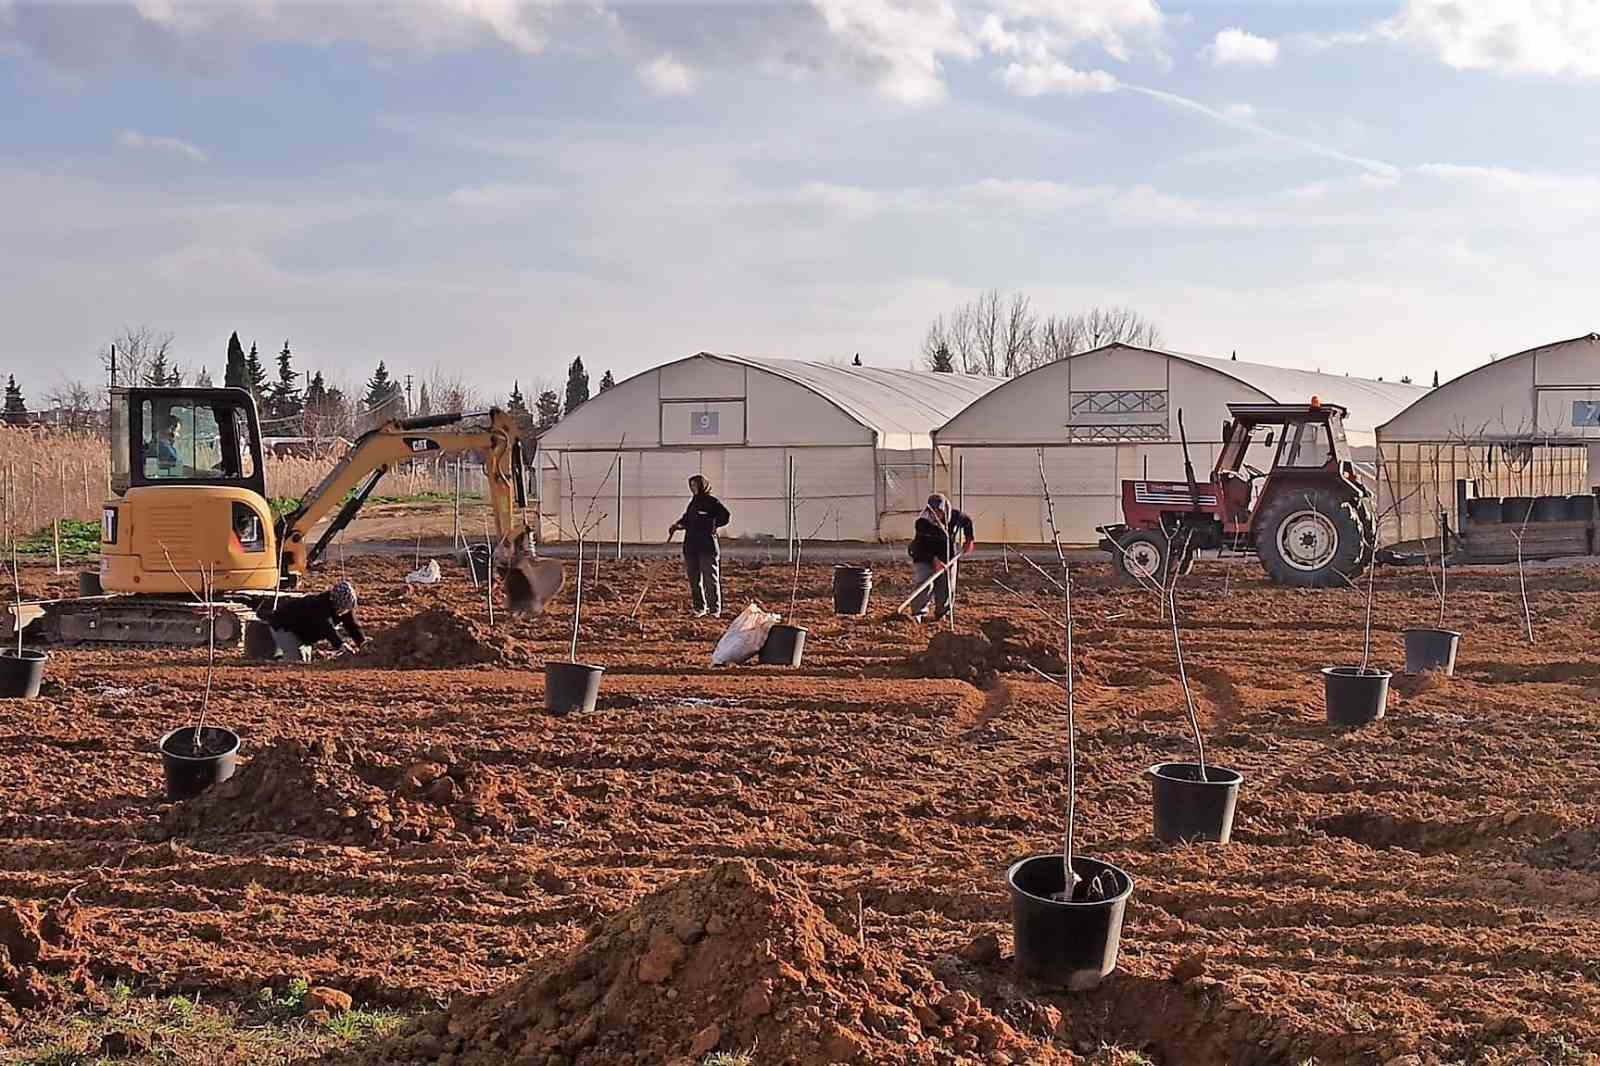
left=43, top=380, right=104, bottom=431
left=1001, top=292, right=1036, bottom=377
left=924, top=295, right=1161, bottom=377
left=425, top=364, right=483, bottom=417
left=99, top=326, right=175, bottom=387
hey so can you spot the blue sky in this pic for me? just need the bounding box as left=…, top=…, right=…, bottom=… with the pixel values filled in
left=3, top=0, right=1599, bottom=401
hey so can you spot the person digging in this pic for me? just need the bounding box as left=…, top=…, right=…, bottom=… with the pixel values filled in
left=667, top=474, right=731, bottom=618
left=907, top=492, right=976, bottom=624
left=259, top=579, right=367, bottom=662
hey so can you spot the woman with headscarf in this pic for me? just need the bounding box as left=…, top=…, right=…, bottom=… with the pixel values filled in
left=906, top=493, right=975, bottom=623
left=260, top=579, right=366, bottom=662
left=668, top=475, right=731, bottom=617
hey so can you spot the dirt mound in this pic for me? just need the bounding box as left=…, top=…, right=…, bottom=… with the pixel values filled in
left=351, top=859, right=1062, bottom=1066
left=164, top=738, right=523, bottom=845
left=0, top=896, right=92, bottom=1030
left=906, top=618, right=1064, bottom=686
left=351, top=608, right=528, bottom=669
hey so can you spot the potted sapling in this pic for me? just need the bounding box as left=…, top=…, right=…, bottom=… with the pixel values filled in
left=543, top=452, right=615, bottom=716
left=759, top=506, right=833, bottom=667
left=1321, top=558, right=1392, bottom=727
left=2, top=541, right=47, bottom=699
left=1145, top=532, right=1243, bottom=844
left=158, top=562, right=240, bottom=800
left=1006, top=452, right=1133, bottom=991
left=1402, top=509, right=1460, bottom=675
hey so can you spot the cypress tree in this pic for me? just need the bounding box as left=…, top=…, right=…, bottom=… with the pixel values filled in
left=2, top=375, right=27, bottom=426
left=598, top=370, right=616, bottom=392
left=564, top=357, right=589, bottom=415
left=224, top=332, right=247, bottom=389
left=535, top=388, right=561, bottom=432
left=244, top=342, right=268, bottom=403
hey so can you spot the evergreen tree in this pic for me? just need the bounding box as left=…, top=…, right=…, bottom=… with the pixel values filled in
left=535, top=388, right=562, bottom=433
left=564, top=357, right=589, bottom=415
left=929, top=341, right=954, bottom=373
left=506, top=380, right=535, bottom=441
left=365, top=360, right=402, bottom=413
left=1432, top=370, right=1440, bottom=388
left=167, top=364, right=183, bottom=387
left=224, top=332, right=248, bottom=389
left=194, top=366, right=214, bottom=387
left=244, top=342, right=269, bottom=404
left=304, top=371, right=328, bottom=414
left=268, top=340, right=301, bottom=421
left=852, top=352, right=862, bottom=366
left=417, top=382, right=432, bottom=416
left=2, top=375, right=27, bottom=426
left=143, top=350, right=170, bottom=387
left=598, top=370, right=615, bottom=392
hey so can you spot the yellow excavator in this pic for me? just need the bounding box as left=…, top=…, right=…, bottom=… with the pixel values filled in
left=29, top=385, right=563, bottom=646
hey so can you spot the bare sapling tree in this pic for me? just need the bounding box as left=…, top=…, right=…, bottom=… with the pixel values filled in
left=788, top=503, right=836, bottom=619
left=1165, top=528, right=1207, bottom=781
left=1508, top=499, right=1536, bottom=644
left=158, top=544, right=219, bottom=752
left=559, top=440, right=624, bottom=662
left=10, top=539, right=21, bottom=660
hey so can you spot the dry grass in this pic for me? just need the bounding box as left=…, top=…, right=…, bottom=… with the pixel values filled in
left=0, top=428, right=481, bottom=542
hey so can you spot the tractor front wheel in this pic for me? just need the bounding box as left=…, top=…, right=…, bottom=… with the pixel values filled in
left=1256, top=489, right=1368, bottom=588
left=1112, top=531, right=1172, bottom=585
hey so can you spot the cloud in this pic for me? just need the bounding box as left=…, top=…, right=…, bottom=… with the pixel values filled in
left=1381, top=0, right=1600, bottom=78
left=118, top=128, right=206, bottom=162
left=999, top=60, right=1118, bottom=95
left=812, top=0, right=975, bottom=104
left=636, top=53, right=697, bottom=95
left=1204, top=27, right=1278, bottom=67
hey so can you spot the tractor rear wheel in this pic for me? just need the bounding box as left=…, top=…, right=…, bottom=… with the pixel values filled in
left=1256, top=489, right=1369, bottom=588
left=1111, top=531, right=1169, bottom=585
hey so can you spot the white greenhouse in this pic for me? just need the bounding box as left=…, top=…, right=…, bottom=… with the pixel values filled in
left=534, top=352, right=1002, bottom=544
left=932, top=343, right=1426, bottom=544
left=1375, top=333, right=1600, bottom=543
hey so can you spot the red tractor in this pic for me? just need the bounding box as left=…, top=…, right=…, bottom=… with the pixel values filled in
left=1097, top=401, right=1377, bottom=588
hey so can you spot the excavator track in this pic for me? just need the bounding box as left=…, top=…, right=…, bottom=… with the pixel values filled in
left=32, top=597, right=254, bottom=648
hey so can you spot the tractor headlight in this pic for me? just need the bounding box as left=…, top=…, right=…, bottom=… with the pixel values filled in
left=101, top=507, right=118, bottom=545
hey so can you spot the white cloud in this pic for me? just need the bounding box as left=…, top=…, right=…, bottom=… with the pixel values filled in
left=1000, top=60, right=1118, bottom=95
left=118, top=129, right=206, bottom=162
left=636, top=54, right=697, bottom=96
left=987, top=0, right=1163, bottom=63
left=1382, top=0, right=1600, bottom=78
left=812, top=0, right=976, bottom=104
left=1205, top=27, right=1279, bottom=67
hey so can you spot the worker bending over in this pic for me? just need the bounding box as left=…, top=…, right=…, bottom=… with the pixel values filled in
left=907, top=493, right=976, bottom=623
left=260, top=579, right=366, bottom=662
left=668, top=475, right=731, bottom=618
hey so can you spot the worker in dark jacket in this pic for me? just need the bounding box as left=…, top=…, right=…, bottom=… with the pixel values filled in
left=668, top=475, right=731, bottom=617
left=907, top=493, right=975, bottom=622
left=260, top=579, right=366, bottom=662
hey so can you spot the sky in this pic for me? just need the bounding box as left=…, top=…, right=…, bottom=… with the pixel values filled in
left=3, top=0, right=1599, bottom=402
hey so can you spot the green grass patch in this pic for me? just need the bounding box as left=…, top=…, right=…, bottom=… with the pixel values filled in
left=10, top=981, right=408, bottom=1065
left=16, top=520, right=100, bottom=559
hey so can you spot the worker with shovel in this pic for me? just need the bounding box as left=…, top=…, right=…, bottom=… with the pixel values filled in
left=907, top=493, right=975, bottom=623
left=668, top=475, right=731, bottom=618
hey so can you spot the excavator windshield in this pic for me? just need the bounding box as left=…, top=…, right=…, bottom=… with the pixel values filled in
left=120, top=387, right=266, bottom=498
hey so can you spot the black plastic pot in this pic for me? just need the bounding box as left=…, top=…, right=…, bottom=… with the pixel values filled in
left=545, top=661, right=604, bottom=716
left=77, top=571, right=103, bottom=597
left=1147, top=762, right=1243, bottom=844
left=243, top=620, right=280, bottom=661
left=1007, top=854, right=1133, bottom=991
left=0, top=650, right=47, bottom=699
left=1464, top=497, right=1502, bottom=525
left=1402, top=627, right=1459, bottom=675
left=1500, top=497, right=1534, bottom=524
left=1567, top=494, right=1598, bottom=522
left=462, top=545, right=492, bottom=583
left=159, top=726, right=240, bottom=801
left=832, top=566, right=872, bottom=615
left=1530, top=496, right=1567, bottom=522
left=1321, top=666, right=1391, bottom=726
left=758, top=623, right=807, bottom=667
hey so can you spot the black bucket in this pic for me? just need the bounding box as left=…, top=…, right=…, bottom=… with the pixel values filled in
left=1321, top=666, right=1391, bottom=727
left=1402, top=627, right=1459, bottom=675
left=77, top=571, right=103, bottom=597
left=0, top=650, right=47, bottom=699
left=832, top=566, right=873, bottom=616
left=159, top=726, right=240, bottom=801
left=1567, top=494, right=1598, bottom=522
left=1530, top=496, right=1567, bottom=522
left=1464, top=497, right=1502, bottom=525
left=1147, top=762, right=1243, bottom=844
left=1007, top=854, right=1133, bottom=991
left=243, top=620, right=280, bottom=661
left=758, top=624, right=807, bottom=667
left=1500, top=497, right=1535, bottom=525
left=545, top=661, right=604, bottom=716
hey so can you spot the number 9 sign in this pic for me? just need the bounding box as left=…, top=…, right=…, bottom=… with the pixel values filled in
left=690, top=410, right=720, bottom=436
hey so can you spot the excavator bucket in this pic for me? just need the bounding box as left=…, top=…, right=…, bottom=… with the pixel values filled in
left=502, top=537, right=564, bottom=615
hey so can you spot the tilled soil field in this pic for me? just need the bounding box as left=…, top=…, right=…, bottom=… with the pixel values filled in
left=4, top=551, right=1600, bottom=1064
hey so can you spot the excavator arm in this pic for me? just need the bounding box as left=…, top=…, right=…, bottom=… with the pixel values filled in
left=274, top=408, right=561, bottom=613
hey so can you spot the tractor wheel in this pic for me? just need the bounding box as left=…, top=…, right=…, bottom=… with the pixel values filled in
left=1256, top=489, right=1368, bottom=588
left=1111, top=531, right=1171, bottom=585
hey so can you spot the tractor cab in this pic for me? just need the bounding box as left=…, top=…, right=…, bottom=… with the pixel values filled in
left=1100, top=399, right=1376, bottom=589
